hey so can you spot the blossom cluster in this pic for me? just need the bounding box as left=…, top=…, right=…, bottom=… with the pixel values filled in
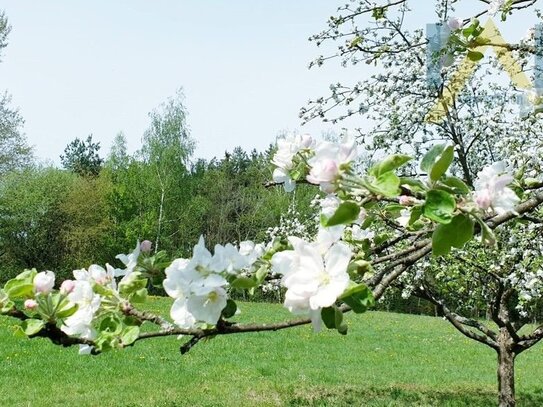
left=3, top=243, right=142, bottom=355
left=272, top=133, right=357, bottom=193
left=163, top=237, right=264, bottom=328
left=488, top=0, right=505, bottom=16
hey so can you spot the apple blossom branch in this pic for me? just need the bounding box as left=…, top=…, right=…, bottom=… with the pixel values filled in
left=5, top=309, right=97, bottom=351
left=126, top=188, right=543, bottom=352
left=4, top=188, right=543, bottom=355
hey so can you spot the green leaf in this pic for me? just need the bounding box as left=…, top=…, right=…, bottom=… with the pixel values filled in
left=350, top=36, right=362, bottom=48
left=13, top=269, right=38, bottom=281
left=441, top=176, right=470, bottom=195
left=231, top=277, right=257, bottom=289
left=473, top=36, right=491, bottom=46
left=55, top=301, right=78, bottom=319
left=372, top=7, right=386, bottom=19
left=347, top=260, right=373, bottom=278
left=13, top=325, right=26, bottom=339
left=334, top=308, right=343, bottom=328
left=321, top=306, right=344, bottom=332
left=21, top=319, right=45, bottom=336
left=326, top=201, right=360, bottom=227
left=399, top=177, right=427, bottom=192
left=119, top=272, right=148, bottom=298
left=129, top=288, right=147, bottom=303
left=0, top=290, right=14, bottom=314
left=340, top=283, right=368, bottom=300
left=93, top=283, right=115, bottom=298
left=340, top=284, right=374, bottom=314
left=408, top=206, right=423, bottom=226
left=467, top=50, right=484, bottom=61
left=121, top=326, right=140, bottom=346
left=370, top=154, right=412, bottom=178
left=430, top=145, right=454, bottom=182
left=321, top=307, right=336, bottom=329
left=432, top=214, right=475, bottom=256
left=338, top=323, right=348, bottom=335
left=383, top=204, right=404, bottom=215
left=423, top=189, right=456, bottom=224
left=421, top=144, right=446, bottom=173
left=524, top=178, right=542, bottom=188
left=4, top=269, right=37, bottom=300
left=255, top=266, right=268, bottom=285
left=99, top=314, right=123, bottom=335
left=475, top=217, right=497, bottom=246
left=363, top=172, right=401, bottom=197
left=4, top=280, right=34, bottom=300
left=222, top=299, right=237, bottom=319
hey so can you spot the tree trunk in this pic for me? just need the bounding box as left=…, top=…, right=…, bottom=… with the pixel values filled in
left=497, top=335, right=516, bottom=407
left=155, top=187, right=165, bottom=254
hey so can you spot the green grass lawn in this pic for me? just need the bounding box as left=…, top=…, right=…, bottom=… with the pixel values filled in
left=1, top=297, right=542, bottom=406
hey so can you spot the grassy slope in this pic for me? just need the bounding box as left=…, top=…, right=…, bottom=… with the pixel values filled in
left=0, top=297, right=542, bottom=406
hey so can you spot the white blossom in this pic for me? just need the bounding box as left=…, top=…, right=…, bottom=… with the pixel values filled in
left=473, top=162, right=519, bottom=215
left=61, top=279, right=101, bottom=355
left=307, top=134, right=358, bottom=192
left=271, top=237, right=351, bottom=329
left=164, top=236, right=234, bottom=329
left=397, top=209, right=411, bottom=228
left=271, top=134, right=314, bottom=192
left=447, top=17, right=464, bottom=30
left=488, top=0, right=505, bottom=15
left=115, top=241, right=141, bottom=278
left=33, top=271, right=55, bottom=295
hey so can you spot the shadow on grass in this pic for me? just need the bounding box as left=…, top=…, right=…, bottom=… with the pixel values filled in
left=287, top=385, right=543, bottom=407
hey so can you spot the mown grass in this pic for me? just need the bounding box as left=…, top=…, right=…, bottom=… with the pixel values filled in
left=0, top=297, right=542, bottom=406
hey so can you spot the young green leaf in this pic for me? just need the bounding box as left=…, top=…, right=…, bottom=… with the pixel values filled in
left=432, top=214, right=475, bottom=256
left=222, top=299, right=237, bottom=319
left=370, top=154, right=412, bottom=178
left=423, top=189, right=456, bottom=224
left=326, top=201, right=360, bottom=227
left=421, top=144, right=446, bottom=173
left=321, top=307, right=336, bottom=329
left=21, top=319, right=45, bottom=336
left=430, top=145, right=454, bottom=181
left=441, top=176, right=470, bottom=195
left=121, top=326, right=140, bottom=347
left=467, top=50, right=484, bottom=61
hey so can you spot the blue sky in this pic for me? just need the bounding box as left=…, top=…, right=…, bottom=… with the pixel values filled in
left=0, top=1, right=538, bottom=163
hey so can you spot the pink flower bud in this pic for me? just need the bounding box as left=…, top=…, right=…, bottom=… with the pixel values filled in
left=33, top=271, right=55, bottom=295
left=475, top=189, right=492, bottom=210
left=60, top=280, right=76, bottom=295
left=399, top=195, right=415, bottom=206
left=24, top=299, right=38, bottom=311
left=447, top=17, right=464, bottom=30
left=140, top=240, right=153, bottom=254
left=95, top=276, right=108, bottom=285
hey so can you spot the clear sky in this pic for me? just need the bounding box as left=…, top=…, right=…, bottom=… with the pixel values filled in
left=0, top=0, right=366, bottom=163
left=0, top=1, right=538, bottom=164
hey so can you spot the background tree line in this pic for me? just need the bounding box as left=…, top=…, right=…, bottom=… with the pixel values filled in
left=0, top=90, right=317, bottom=283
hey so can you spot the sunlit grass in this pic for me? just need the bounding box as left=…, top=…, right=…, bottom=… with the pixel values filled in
left=0, top=297, right=542, bottom=406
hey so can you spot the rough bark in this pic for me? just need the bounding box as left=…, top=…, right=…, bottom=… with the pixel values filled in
left=497, top=329, right=516, bottom=407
